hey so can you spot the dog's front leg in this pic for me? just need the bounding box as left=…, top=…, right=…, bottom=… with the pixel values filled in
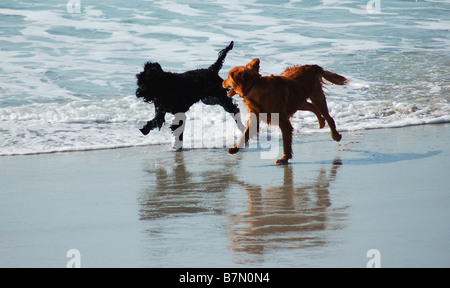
left=275, top=117, right=293, bottom=165
left=222, top=99, right=246, bottom=132
left=228, top=113, right=259, bottom=155
left=229, top=112, right=246, bottom=133
left=140, top=111, right=166, bottom=135
left=205, top=96, right=246, bottom=132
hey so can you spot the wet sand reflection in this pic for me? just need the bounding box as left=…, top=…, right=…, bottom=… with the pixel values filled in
left=139, top=151, right=347, bottom=264
left=139, top=151, right=237, bottom=219
left=228, top=160, right=347, bottom=264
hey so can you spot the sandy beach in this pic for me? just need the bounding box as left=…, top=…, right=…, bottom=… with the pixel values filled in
left=0, top=123, right=449, bottom=268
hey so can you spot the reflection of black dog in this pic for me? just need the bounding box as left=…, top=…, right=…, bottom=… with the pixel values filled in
left=136, top=41, right=244, bottom=147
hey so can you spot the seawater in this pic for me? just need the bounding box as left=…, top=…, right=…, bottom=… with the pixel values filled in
left=0, top=0, right=449, bottom=155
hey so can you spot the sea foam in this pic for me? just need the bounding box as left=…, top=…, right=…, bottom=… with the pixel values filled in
left=0, top=0, right=448, bottom=155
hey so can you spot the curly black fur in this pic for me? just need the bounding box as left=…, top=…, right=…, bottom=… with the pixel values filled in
left=136, top=41, right=244, bottom=147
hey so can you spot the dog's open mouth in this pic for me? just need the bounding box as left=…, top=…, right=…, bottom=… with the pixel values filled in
left=226, top=86, right=235, bottom=97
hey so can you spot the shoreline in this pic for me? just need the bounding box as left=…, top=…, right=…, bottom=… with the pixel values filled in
left=0, top=122, right=450, bottom=157
left=1, top=123, right=449, bottom=267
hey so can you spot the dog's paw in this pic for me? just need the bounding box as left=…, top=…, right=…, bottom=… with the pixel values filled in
left=275, top=157, right=289, bottom=165
left=228, top=147, right=240, bottom=155
left=318, top=117, right=326, bottom=129
left=332, top=132, right=342, bottom=142
left=140, top=128, right=150, bottom=135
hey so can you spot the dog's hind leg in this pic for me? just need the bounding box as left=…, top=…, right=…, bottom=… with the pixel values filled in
left=140, top=110, right=166, bottom=135
left=298, top=101, right=325, bottom=129
left=314, top=90, right=342, bottom=142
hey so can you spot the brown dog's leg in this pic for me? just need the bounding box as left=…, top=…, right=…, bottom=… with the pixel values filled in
left=298, top=101, right=325, bottom=129
left=276, top=117, right=293, bottom=164
left=228, top=113, right=260, bottom=155
left=326, top=115, right=341, bottom=142
left=314, top=90, right=342, bottom=142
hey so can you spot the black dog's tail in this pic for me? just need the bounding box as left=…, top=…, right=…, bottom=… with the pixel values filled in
left=208, top=41, right=234, bottom=73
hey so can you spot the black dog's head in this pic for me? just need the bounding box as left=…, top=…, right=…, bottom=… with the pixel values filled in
left=135, top=62, right=164, bottom=103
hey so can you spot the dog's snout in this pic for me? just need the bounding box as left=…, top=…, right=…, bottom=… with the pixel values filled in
left=223, top=78, right=231, bottom=88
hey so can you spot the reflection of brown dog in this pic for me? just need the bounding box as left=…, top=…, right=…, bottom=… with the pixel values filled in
left=223, top=58, right=348, bottom=164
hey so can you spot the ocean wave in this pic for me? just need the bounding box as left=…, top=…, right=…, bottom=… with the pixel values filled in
left=1, top=0, right=449, bottom=155
left=1, top=95, right=448, bottom=156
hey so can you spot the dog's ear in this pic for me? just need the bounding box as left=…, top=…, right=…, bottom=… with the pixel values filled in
left=246, top=58, right=260, bottom=72
left=230, top=69, right=245, bottom=86
left=144, top=62, right=163, bottom=74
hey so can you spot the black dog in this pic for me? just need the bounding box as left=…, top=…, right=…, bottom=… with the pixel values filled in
left=136, top=41, right=244, bottom=148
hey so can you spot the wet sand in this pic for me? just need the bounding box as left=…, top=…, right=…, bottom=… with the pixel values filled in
left=0, top=124, right=449, bottom=267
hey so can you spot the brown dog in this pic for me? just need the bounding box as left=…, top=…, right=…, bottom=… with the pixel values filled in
left=223, top=58, right=348, bottom=164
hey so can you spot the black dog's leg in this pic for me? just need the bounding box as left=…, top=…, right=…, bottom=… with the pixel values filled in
left=170, top=113, right=187, bottom=151
left=140, top=110, right=166, bottom=135
left=202, top=95, right=245, bottom=132
left=221, top=98, right=246, bottom=132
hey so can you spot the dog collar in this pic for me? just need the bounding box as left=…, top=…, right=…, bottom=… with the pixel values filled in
left=242, top=79, right=259, bottom=98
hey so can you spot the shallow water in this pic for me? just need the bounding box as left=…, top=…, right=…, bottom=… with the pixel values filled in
left=1, top=0, right=449, bottom=155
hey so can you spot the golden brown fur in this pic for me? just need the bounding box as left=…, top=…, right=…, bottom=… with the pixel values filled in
left=223, top=58, right=348, bottom=164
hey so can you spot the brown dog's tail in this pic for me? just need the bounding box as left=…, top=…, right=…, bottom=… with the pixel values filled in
left=314, top=65, right=348, bottom=85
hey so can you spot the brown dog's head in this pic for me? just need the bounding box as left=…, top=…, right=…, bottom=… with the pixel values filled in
left=223, top=58, right=261, bottom=98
